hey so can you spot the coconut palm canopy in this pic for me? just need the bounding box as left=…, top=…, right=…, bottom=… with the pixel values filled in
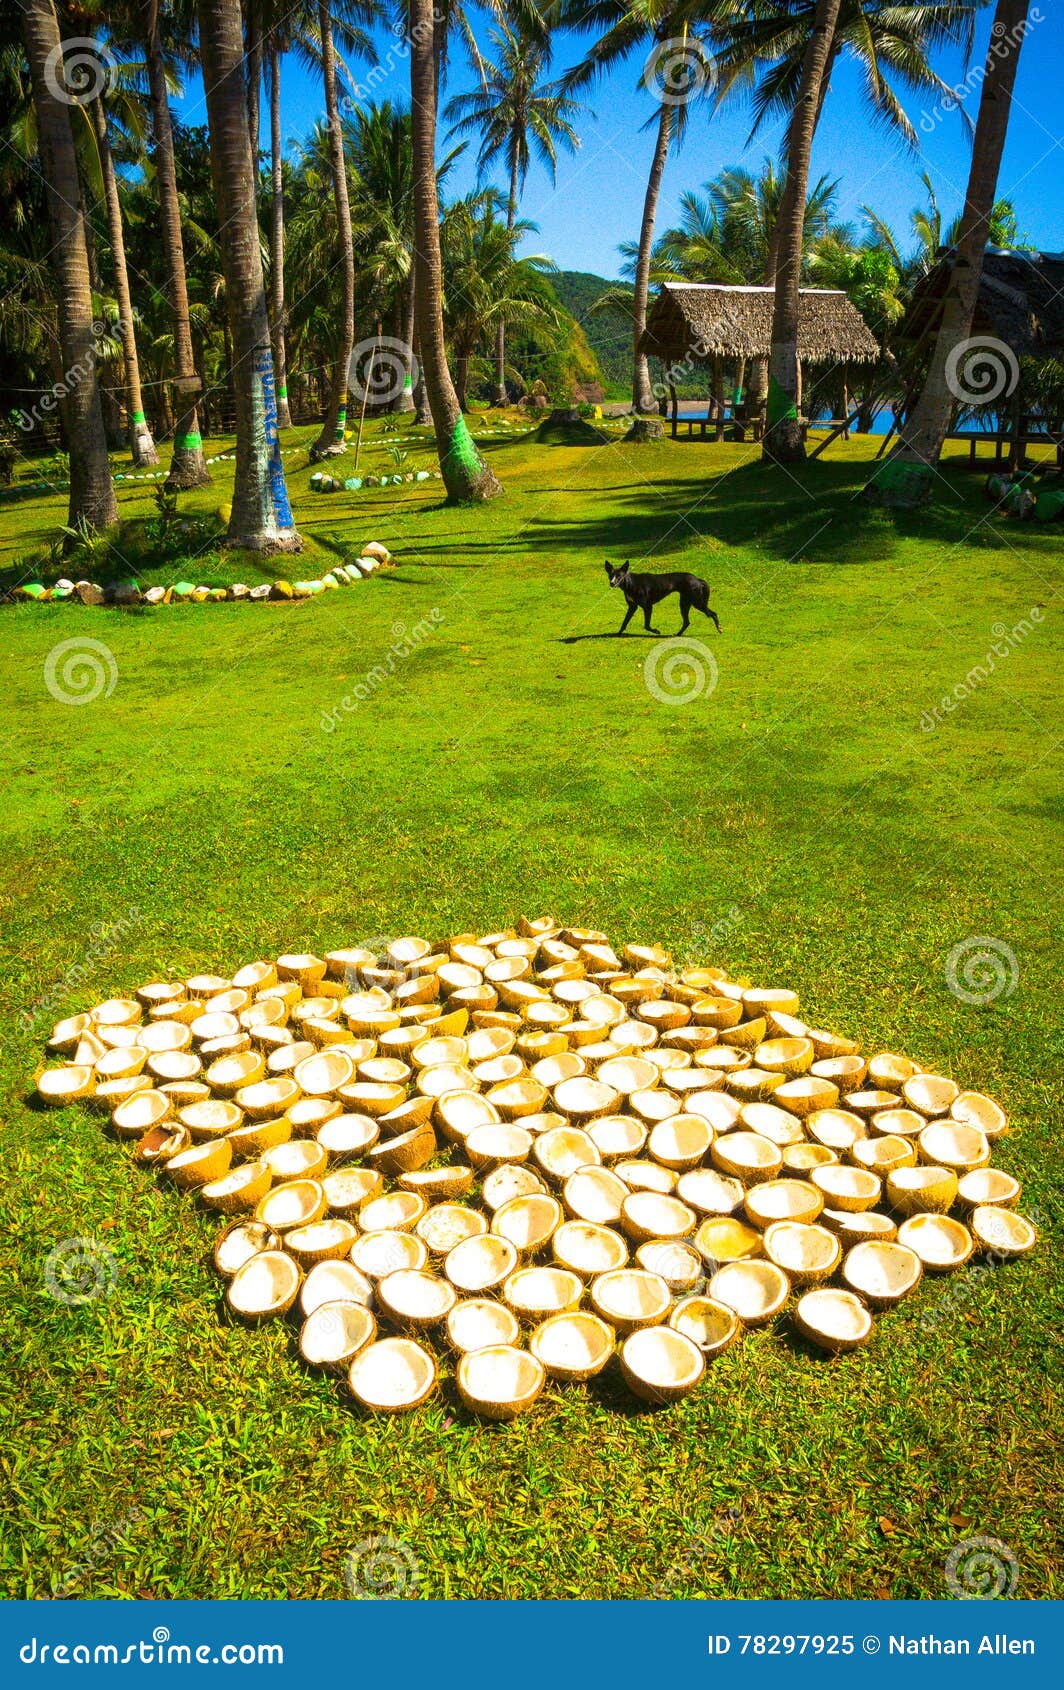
left=903, top=247, right=1064, bottom=360
left=640, top=281, right=881, bottom=367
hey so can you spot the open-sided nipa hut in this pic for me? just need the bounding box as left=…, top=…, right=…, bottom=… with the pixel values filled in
left=639, top=282, right=880, bottom=438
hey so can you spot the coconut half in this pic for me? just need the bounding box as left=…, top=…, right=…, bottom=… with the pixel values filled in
left=851, top=1134, right=916, bottom=1176
left=841, top=1240, right=922, bottom=1307
left=444, top=1232, right=519, bottom=1295
left=348, top=1337, right=437, bottom=1412
left=322, top=1166, right=382, bottom=1215
left=695, top=1216, right=764, bottom=1266
left=562, top=1165, right=630, bottom=1225
left=167, top=1136, right=233, bottom=1189
left=675, top=1168, right=744, bottom=1217
left=37, top=1064, right=95, bottom=1106
left=635, top=1240, right=703, bottom=1293
left=534, top=1126, right=601, bottom=1184
left=112, top=1089, right=171, bottom=1140
left=201, top=1160, right=272, bottom=1214
left=707, top=1260, right=789, bottom=1326
left=956, top=1168, right=1021, bottom=1210
left=969, top=1204, right=1036, bottom=1258
left=896, top=1213, right=974, bottom=1271
left=918, top=1121, right=991, bottom=1174
left=376, top=1268, right=457, bottom=1328
left=255, top=1178, right=326, bottom=1231
left=810, top=1164, right=882, bottom=1213
left=951, top=1091, right=1008, bottom=1140
left=446, top=1297, right=522, bottom=1353
left=620, top=1326, right=704, bottom=1404
left=530, top=1311, right=615, bottom=1380
left=300, top=1301, right=376, bottom=1369
left=457, top=1344, right=545, bottom=1420
left=299, top=1257, right=374, bottom=1316
left=620, top=1190, right=696, bottom=1244
left=887, top=1164, right=959, bottom=1215
left=669, top=1295, right=739, bottom=1358
left=480, top=1163, right=548, bottom=1212
left=465, top=1122, right=533, bottom=1169
left=744, top=1179, right=824, bottom=1230
left=763, top=1221, right=841, bottom=1285
left=358, top=1190, right=426, bottom=1233
left=647, top=1114, right=714, bottom=1171
left=588, top=1116, right=647, bottom=1161
left=213, top=1218, right=281, bottom=1278
left=285, top=1217, right=359, bottom=1266
left=349, top=1229, right=429, bottom=1280
left=552, top=1221, right=629, bottom=1278
left=491, top=1193, right=563, bottom=1255
left=794, top=1288, right=872, bottom=1353
left=262, top=1139, right=329, bottom=1183
left=416, top=1202, right=488, bottom=1256
left=227, top=1249, right=301, bottom=1321
left=589, top=1268, right=670, bottom=1332
left=503, top=1265, right=583, bottom=1322
left=711, top=1131, right=782, bottom=1185
left=614, top=1160, right=677, bottom=1195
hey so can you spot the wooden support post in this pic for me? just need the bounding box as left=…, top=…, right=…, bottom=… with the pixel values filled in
left=668, top=380, right=678, bottom=440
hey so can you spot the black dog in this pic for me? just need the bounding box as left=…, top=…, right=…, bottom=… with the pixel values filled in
left=604, top=560, right=721, bottom=636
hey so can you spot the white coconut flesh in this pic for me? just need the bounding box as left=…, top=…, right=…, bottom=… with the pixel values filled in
left=708, top=1261, right=789, bottom=1323
left=796, top=1289, right=872, bottom=1348
left=285, top=1219, right=355, bottom=1259
left=445, top=1234, right=518, bottom=1292
left=535, top=1127, right=601, bottom=1180
left=897, top=1215, right=972, bottom=1267
left=588, top=1117, right=646, bottom=1159
left=562, top=1166, right=628, bottom=1224
left=504, top=1267, right=581, bottom=1316
left=257, top=1181, right=323, bottom=1229
left=300, top=1301, right=375, bottom=1366
left=379, top=1270, right=456, bottom=1322
left=764, top=1222, right=840, bottom=1277
left=349, top=1338, right=435, bottom=1409
left=957, top=1169, right=1020, bottom=1208
left=481, top=1164, right=546, bottom=1211
left=669, top=1297, right=738, bottom=1352
left=970, top=1205, right=1036, bottom=1255
left=531, top=1313, right=613, bottom=1375
left=418, top=1204, right=487, bottom=1254
left=622, top=1326, right=704, bottom=1392
left=446, top=1299, right=521, bottom=1352
left=843, top=1241, right=921, bottom=1301
left=214, top=1221, right=279, bottom=1277
left=350, top=1230, right=428, bottom=1279
left=918, top=1122, right=990, bottom=1171
left=491, top=1195, right=561, bottom=1251
left=636, top=1241, right=701, bottom=1288
left=591, top=1269, right=669, bottom=1325
left=459, top=1345, right=543, bottom=1407
left=553, top=1222, right=628, bottom=1276
left=676, top=1169, right=744, bottom=1215
left=300, top=1259, right=373, bottom=1316
left=622, top=1192, right=695, bottom=1240
left=227, top=1251, right=299, bottom=1316
left=745, top=1179, right=823, bottom=1226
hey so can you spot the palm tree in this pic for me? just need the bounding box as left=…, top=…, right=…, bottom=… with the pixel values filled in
left=762, top=0, right=842, bottom=462
left=89, top=69, right=159, bottom=464
left=19, top=0, right=117, bottom=533
left=655, top=159, right=840, bottom=283
left=564, top=0, right=719, bottom=413
left=874, top=0, right=1031, bottom=504
left=409, top=0, right=502, bottom=500
left=444, top=19, right=580, bottom=404
left=195, top=0, right=300, bottom=550
left=441, top=191, right=560, bottom=409
left=265, top=29, right=290, bottom=425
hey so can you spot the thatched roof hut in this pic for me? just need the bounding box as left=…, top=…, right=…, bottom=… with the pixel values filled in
left=639, top=282, right=880, bottom=366
left=904, top=248, right=1064, bottom=359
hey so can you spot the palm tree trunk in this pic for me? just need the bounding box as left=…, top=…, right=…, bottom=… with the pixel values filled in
left=763, top=0, right=842, bottom=464
left=196, top=0, right=301, bottom=553
left=632, top=97, right=672, bottom=415
left=391, top=272, right=416, bottom=412
left=873, top=0, right=1030, bottom=506
left=410, top=0, right=501, bottom=501
left=267, top=42, right=291, bottom=428
left=91, top=95, right=158, bottom=466
left=492, top=152, right=521, bottom=407
left=142, top=0, right=210, bottom=489
left=245, top=8, right=261, bottom=159
left=412, top=323, right=431, bottom=424
left=21, top=0, right=117, bottom=534
left=309, top=1, right=354, bottom=459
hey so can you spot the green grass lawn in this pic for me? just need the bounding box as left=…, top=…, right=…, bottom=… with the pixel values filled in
left=2, top=420, right=1061, bottom=1600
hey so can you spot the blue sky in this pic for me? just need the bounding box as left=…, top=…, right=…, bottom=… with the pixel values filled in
left=173, top=4, right=1064, bottom=280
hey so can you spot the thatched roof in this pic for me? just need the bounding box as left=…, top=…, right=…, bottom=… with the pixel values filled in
left=905, top=248, right=1064, bottom=359
left=639, top=282, right=880, bottom=366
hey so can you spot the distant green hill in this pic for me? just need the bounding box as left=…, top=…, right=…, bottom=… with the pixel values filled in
left=552, top=270, right=633, bottom=399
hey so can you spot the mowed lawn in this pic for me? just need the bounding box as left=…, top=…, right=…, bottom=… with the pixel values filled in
left=1, top=420, right=1061, bottom=1600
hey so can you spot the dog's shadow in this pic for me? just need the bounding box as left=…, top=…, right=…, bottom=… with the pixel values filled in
left=558, top=630, right=672, bottom=645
